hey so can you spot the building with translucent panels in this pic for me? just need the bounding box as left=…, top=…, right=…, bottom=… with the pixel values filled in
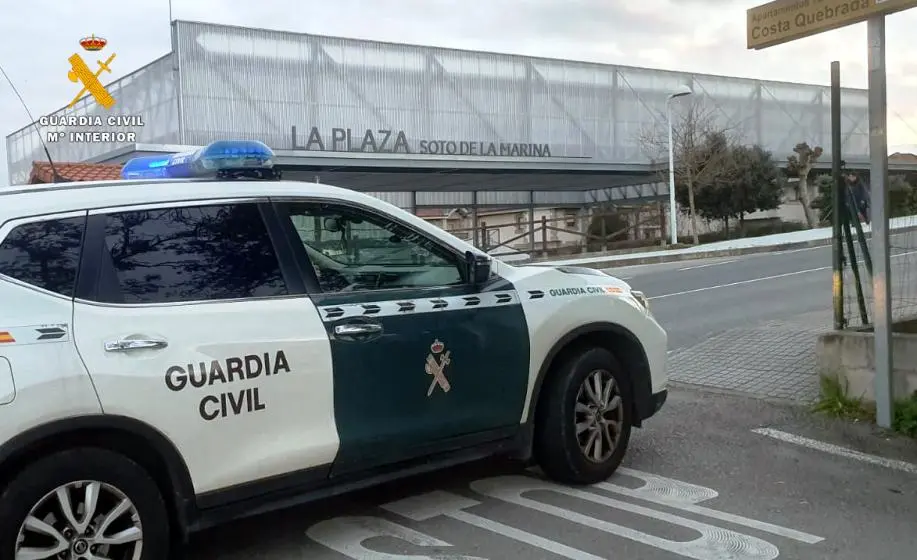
left=6, top=20, right=871, bottom=211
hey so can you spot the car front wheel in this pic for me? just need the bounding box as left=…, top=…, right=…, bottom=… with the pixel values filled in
left=535, top=346, right=633, bottom=485
left=0, top=447, right=171, bottom=560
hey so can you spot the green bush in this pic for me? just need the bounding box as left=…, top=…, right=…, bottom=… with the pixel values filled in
left=585, top=211, right=629, bottom=252
left=893, top=392, right=917, bottom=437
left=813, top=173, right=917, bottom=224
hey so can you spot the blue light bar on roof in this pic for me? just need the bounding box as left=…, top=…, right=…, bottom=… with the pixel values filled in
left=120, top=140, right=275, bottom=180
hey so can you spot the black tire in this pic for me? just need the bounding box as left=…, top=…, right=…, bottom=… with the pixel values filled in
left=0, top=447, right=171, bottom=559
left=534, top=346, right=633, bottom=485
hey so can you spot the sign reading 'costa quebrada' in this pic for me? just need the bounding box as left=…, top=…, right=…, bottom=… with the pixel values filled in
left=747, top=0, right=917, bottom=50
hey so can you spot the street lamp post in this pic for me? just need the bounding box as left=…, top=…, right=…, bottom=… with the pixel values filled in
left=666, top=85, right=693, bottom=245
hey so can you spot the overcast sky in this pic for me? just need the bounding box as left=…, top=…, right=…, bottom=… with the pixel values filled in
left=2, top=0, right=916, bottom=184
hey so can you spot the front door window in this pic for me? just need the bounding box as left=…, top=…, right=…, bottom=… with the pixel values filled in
left=286, top=204, right=464, bottom=294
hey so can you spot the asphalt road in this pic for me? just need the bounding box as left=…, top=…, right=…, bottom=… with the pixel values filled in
left=188, top=387, right=917, bottom=559
left=604, top=231, right=917, bottom=350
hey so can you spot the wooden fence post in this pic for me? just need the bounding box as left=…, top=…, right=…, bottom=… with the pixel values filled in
left=600, top=213, right=607, bottom=251
left=540, top=216, right=548, bottom=258
left=580, top=210, right=588, bottom=254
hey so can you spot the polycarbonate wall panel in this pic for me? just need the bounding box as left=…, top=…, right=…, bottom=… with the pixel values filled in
left=534, top=190, right=589, bottom=205
left=364, top=191, right=413, bottom=209
left=416, top=191, right=474, bottom=206
left=4, top=56, right=178, bottom=185
left=172, top=21, right=869, bottom=168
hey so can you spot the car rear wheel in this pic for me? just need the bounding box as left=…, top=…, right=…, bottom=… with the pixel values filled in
left=534, top=346, right=633, bottom=485
left=0, top=447, right=170, bottom=560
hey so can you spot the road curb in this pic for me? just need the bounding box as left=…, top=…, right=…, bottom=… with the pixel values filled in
left=597, top=238, right=833, bottom=268
left=665, top=380, right=819, bottom=405
left=542, top=224, right=917, bottom=269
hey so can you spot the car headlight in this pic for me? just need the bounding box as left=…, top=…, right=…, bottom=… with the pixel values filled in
left=631, top=290, right=650, bottom=311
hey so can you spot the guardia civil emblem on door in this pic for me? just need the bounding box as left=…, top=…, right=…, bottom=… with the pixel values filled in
left=425, top=339, right=451, bottom=396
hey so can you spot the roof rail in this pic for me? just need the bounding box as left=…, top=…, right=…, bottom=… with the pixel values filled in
left=0, top=177, right=206, bottom=198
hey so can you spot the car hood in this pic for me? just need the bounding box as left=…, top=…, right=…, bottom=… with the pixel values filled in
left=516, top=263, right=632, bottom=291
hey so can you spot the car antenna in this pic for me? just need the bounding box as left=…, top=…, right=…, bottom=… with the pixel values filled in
left=0, top=62, right=65, bottom=184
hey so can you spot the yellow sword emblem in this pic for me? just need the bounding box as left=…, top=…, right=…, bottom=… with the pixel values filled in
left=425, top=350, right=451, bottom=396
left=67, top=53, right=116, bottom=109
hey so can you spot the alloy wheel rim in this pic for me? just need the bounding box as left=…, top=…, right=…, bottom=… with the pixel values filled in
left=574, top=369, right=624, bottom=463
left=15, top=480, right=143, bottom=560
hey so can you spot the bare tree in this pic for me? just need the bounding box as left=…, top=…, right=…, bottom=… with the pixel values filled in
left=638, top=99, right=743, bottom=244
left=785, top=142, right=824, bottom=228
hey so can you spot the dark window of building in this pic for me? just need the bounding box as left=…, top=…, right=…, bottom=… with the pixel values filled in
left=0, top=216, right=86, bottom=297
left=97, top=203, right=287, bottom=304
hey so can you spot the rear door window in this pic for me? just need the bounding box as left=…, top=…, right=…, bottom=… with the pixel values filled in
left=93, top=203, right=289, bottom=304
left=0, top=215, right=87, bottom=297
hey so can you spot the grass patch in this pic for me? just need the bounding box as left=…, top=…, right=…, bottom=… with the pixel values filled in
left=814, top=375, right=917, bottom=438
left=812, top=376, right=874, bottom=421
left=893, top=393, right=917, bottom=437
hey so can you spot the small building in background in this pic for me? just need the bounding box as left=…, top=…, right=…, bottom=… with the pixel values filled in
left=28, top=162, right=123, bottom=184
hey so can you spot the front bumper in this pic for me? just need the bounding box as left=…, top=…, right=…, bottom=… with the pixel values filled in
left=640, top=389, right=668, bottom=421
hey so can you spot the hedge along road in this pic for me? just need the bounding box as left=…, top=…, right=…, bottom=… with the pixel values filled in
left=188, top=388, right=917, bottom=559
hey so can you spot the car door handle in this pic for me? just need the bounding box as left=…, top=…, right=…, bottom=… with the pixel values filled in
left=333, top=323, right=383, bottom=336
left=104, top=338, right=169, bottom=352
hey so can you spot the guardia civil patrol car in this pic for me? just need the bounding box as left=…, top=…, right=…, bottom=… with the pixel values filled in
left=0, top=140, right=667, bottom=559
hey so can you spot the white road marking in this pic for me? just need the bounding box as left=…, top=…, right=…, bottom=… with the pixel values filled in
left=773, top=246, right=826, bottom=255
left=650, top=248, right=914, bottom=300
left=678, top=259, right=738, bottom=271
left=596, top=468, right=823, bottom=544
left=649, top=266, right=830, bottom=300
left=384, top=491, right=605, bottom=560
left=312, top=470, right=826, bottom=559
left=752, top=428, right=917, bottom=475
left=449, top=510, right=603, bottom=560
left=306, top=515, right=485, bottom=559
left=849, top=250, right=917, bottom=269
left=471, top=475, right=780, bottom=560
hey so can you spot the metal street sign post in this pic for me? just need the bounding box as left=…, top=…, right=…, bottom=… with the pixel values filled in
left=867, top=16, right=894, bottom=428
left=830, top=62, right=844, bottom=332
left=747, top=0, right=917, bottom=428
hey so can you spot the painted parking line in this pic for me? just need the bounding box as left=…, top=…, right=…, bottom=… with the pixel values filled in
left=752, top=428, right=917, bottom=475
left=307, top=468, right=824, bottom=559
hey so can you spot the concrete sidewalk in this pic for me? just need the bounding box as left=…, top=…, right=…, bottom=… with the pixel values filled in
left=669, top=309, right=833, bottom=403
left=523, top=214, right=917, bottom=269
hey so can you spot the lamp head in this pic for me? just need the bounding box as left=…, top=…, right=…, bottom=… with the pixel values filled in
left=668, top=85, right=693, bottom=100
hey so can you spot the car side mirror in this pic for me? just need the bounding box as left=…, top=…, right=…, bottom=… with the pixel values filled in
left=465, top=251, right=492, bottom=285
